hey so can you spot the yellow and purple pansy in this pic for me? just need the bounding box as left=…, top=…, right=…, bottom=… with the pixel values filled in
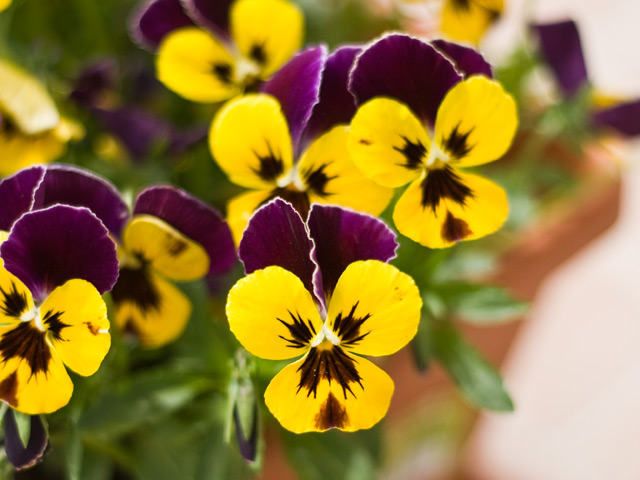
left=532, top=20, right=640, bottom=137
left=210, top=45, right=393, bottom=242
left=347, top=34, right=517, bottom=248
left=131, top=0, right=303, bottom=103
left=439, top=0, right=503, bottom=44
left=0, top=167, right=119, bottom=415
left=0, top=60, right=82, bottom=177
left=226, top=199, right=422, bottom=433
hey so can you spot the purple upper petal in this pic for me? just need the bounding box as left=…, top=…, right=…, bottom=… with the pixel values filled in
left=307, top=205, right=397, bottom=299
left=31, top=164, right=130, bottom=239
left=431, top=39, right=493, bottom=78
left=238, top=199, right=322, bottom=305
left=3, top=410, right=48, bottom=471
left=129, top=0, right=195, bottom=50
left=0, top=206, right=119, bottom=301
left=134, top=186, right=236, bottom=275
left=0, top=166, right=45, bottom=231
left=301, top=46, right=362, bottom=148
left=261, top=45, right=328, bottom=157
left=70, top=60, right=118, bottom=107
left=591, top=99, right=640, bottom=137
left=349, top=33, right=461, bottom=126
left=532, top=20, right=589, bottom=97
left=180, top=0, right=233, bottom=39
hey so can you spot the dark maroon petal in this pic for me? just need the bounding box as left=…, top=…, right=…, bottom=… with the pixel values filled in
left=0, top=166, right=45, bottom=231
left=261, top=45, right=327, bottom=157
left=4, top=410, right=48, bottom=471
left=180, top=0, right=233, bottom=39
left=591, top=99, right=640, bottom=137
left=432, top=39, right=493, bottom=78
left=0, top=206, right=119, bottom=301
left=129, top=0, right=195, bottom=50
left=301, top=45, right=362, bottom=147
left=349, top=33, right=461, bottom=126
left=238, top=199, right=322, bottom=305
left=134, top=186, right=236, bottom=275
left=31, top=164, right=129, bottom=238
left=532, top=20, right=588, bottom=97
left=307, top=204, right=397, bottom=299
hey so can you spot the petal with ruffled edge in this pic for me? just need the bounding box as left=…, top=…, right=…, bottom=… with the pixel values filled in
left=129, top=0, right=195, bottom=50
left=592, top=99, right=640, bottom=138
left=349, top=34, right=461, bottom=126
left=37, top=279, right=109, bottom=377
left=307, top=205, right=397, bottom=301
left=0, top=264, right=34, bottom=325
left=431, top=39, right=493, bottom=78
left=3, top=409, right=48, bottom=470
left=441, top=0, right=503, bottom=45
left=261, top=46, right=326, bottom=156
left=134, top=186, right=235, bottom=275
left=231, top=0, right=303, bottom=78
left=0, top=206, right=119, bottom=302
left=264, top=349, right=394, bottom=433
left=325, top=260, right=420, bottom=358
left=434, top=76, right=517, bottom=168
left=393, top=169, right=508, bottom=248
left=210, top=94, right=293, bottom=189
left=226, top=189, right=273, bottom=245
left=226, top=266, right=323, bottom=360
left=33, top=164, right=130, bottom=238
left=156, top=27, right=240, bottom=103
left=301, top=46, right=362, bottom=147
left=348, top=97, right=430, bottom=188
left=238, top=199, right=320, bottom=304
left=299, top=125, right=393, bottom=216
left=531, top=20, right=588, bottom=97
left=0, top=166, right=44, bottom=232
left=122, top=215, right=209, bottom=282
left=111, top=268, right=191, bottom=347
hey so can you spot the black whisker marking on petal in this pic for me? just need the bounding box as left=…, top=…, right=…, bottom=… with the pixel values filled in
left=393, top=136, right=427, bottom=170
left=277, top=310, right=316, bottom=349
left=443, top=123, right=474, bottom=159
left=110, top=266, right=161, bottom=313
left=213, top=63, right=233, bottom=85
left=296, top=345, right=363, bottom=399
left=251, top=142, right=285, bottom=182
left=451, top=0, right=471, bottom=12
left=0, top=282, right=29, bottom=318
left=43, top=311, right=69, bottom=341
left=333, top=302, right=372, bottom=347
left=0, top=323, right=51, bottom=377
left=420, top=165, right=474, bottom=212
left=249, top=43, right=267, bottom=65
left=302, top=163, right=337, bottom=197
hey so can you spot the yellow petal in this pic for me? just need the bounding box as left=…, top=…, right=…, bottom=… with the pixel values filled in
left=122, top=215, right=209, bottom=282
left=327, top=260, right=421, bottom=357
left=227, top=189, right=273, bottom=245
left=0, top=59, right=59, bottom=135
left=434, top=76, right=517, bottom=167
left=210, top=94, right=294, bottom=189
left=0, top=265, right=34, bottom=326
left=0, top=0, right=12, bottom=12
left=348, top=98, right=430, bottom=188
left=113, top=269, right=191, bottom=348
left=0, top=129, right=67, bottom=176
left=299, top=125, right=393, bottom=216
left=156, top=27, right=241, bottom=103
left=226, top=266, right=322, bottom=360
left=41, top=279, right=110, bottom=376
left=393, top=169, right=508, bottom=248
left=441, top=0, right=503, bottom=44
left=264, top=349, right=394, bottom=433
left=231, top=0, right=304, bottom=78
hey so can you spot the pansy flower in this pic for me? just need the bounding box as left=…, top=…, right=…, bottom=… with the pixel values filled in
left=0, top=0, right=10, bottom=12
left=347, top=34, right=517, bottom=248
left=131, top=0, right=303, bottom=103
left=210, top=45, right=393, bottom=242
left=0, top=60, right=82, bottom=177
left=226, top=199, right=422, bottom=432
left=0, top=164, right=236, bottom=348
left=0, top=169, right=119, bottom=414
left=532, top=20, right=640, bottom=138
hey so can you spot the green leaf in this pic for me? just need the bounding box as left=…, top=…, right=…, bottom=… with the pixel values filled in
left=437, top=283, right=528, bottom=324
left=432, top=322, right=514, bottom=412
left=410, top=314, right=433, bottom=372
left=65, top=420, right=83, bottom=480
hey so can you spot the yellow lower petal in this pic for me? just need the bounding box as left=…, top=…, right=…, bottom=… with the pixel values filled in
left=264, top=348, right=394, bottom=433
left=226, top=266, right=322, bottom=360
left=227, top=189, right=273, bottom=245
left=43, top=279, right=110, bottom=377
left=0, top=129, right=66, bottom=177
left=327, top=260, right=421, bottom=357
